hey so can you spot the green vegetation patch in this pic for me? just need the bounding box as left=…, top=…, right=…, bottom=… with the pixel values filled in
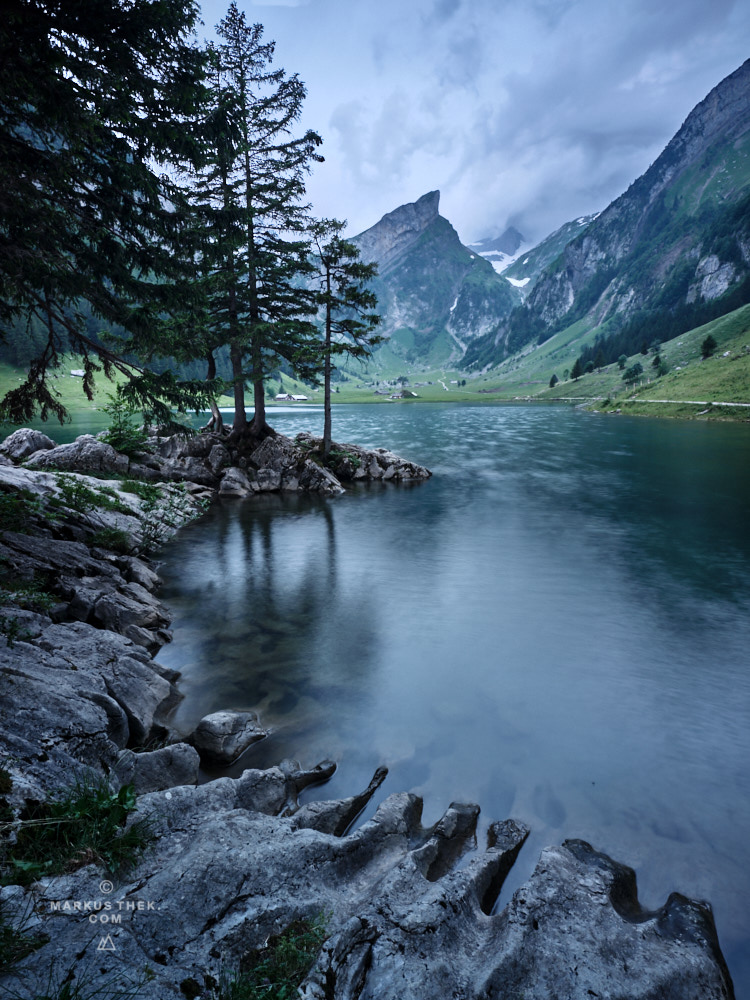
left=0, top=579, right=57, bottom=614
left=0, top=488, right=46, bottom=533
left=219, top=917, right=326, bottom=1000
left=1, top=779, right=151, bottom=887
left=0, top=616, right=33, bottom=648
left=53, top=475, right=132, bottom=516
left=0, top=903, right=48, bottom=977
left=89, top=526, right=132, bottom=554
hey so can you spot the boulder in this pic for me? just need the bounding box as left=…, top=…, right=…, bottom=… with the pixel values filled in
left=119, top=555, right=161, bottom=591
left=255, top=467, right=282, bottom=491
left=113, top=743, right=200, bottom=794
left=153, top=454, right=217, bottom=486
left=191, top=709, right=268, bottom=764
left=0, top=428, right=56, bottom=461
left=294, top=433, right=431, bottom=484
left=24, top=434, right=129, bottom=474
left=219, top=467, right=255, bottom=497
left=298, top=461, right=345, bottom=495
left=207, top=443, right=230, bottom=474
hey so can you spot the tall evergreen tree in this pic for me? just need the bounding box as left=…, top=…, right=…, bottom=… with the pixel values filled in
left=193, top=5, right=323, bottom=438
left=0, top=0, right=210, bottom=423
left=310, top=220, right=381, bottom=457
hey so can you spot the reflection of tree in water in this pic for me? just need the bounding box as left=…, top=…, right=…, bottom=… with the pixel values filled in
left=161, top=493, right=379, bottom=736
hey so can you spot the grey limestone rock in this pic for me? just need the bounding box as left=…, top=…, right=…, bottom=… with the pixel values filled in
left=113, top=743, right=200, bottom=793
left=249, top=434, right=345, bottom=495
left=191, top=709, right=268, bottom=764
left=207, top=443, right=230, bottom=474
left=24, top=434, right=129, bottom=474
left=255, top=467, right=282, bottom=491
left=36, top=621, right=175, bottom=746
left=1, top=770, right=732, bottom=1000
left=119, top=555, right=161, bottom=591
left=295, top=432, right=431, bottom=484
left=0, top=427, right=56, bottom=461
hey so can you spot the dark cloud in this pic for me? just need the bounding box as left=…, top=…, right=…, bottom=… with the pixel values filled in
left=201, top=0, right=750, bottom=244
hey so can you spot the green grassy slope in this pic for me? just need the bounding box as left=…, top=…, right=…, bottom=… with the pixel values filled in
left=531, top=303, right=750, bottom=419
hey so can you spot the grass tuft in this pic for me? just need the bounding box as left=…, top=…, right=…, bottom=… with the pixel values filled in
left=1, top=778, right=151, bottom=888
left=219, top=918, right=326, bottom=999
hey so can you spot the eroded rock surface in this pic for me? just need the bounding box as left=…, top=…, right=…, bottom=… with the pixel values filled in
left=1, top=772, right=734, bottom=999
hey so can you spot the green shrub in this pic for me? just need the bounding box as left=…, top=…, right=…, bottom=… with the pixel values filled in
left=101, top=397, right=150, bottom=458
left=0, top=616, right=33, bottom=648
left=54, top=476, right=131, bottom=516
left=326, top=449, right=362, bottom=473
left=0, top=579, right=57, bottom=614
left=0, top=489, right=45, bottom=533
left=701, top=333, right=718, bottom=359
left=219, top=918, right=326, bottom=1000
left=89, top=527, right=132, bottom=554
left=1, top=779, right=151, bottom=887
left=119, top=480, right=161, bottom=503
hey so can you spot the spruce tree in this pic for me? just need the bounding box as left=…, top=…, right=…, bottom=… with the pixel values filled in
left=194, top=4, right=323, bottom=438
left=310, top=220, right=381, bottom=457
left=0, top=0, right=209, bottom=423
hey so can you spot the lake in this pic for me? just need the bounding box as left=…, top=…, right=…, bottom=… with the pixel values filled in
left=153, top=402, right=750, bottom=991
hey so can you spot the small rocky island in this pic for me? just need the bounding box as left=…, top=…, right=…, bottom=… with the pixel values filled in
left=0, top=427, right=734, bottom=998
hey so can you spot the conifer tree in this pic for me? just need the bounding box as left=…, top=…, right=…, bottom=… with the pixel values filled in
left=194, top=5, right=323, bottom=438
left=0, top=0, right=210, bottom=423
left=310, top=220, right=381, bottom=457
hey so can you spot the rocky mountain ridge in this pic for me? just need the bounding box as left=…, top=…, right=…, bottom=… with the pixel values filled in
left=502, top=213, right=598, bottom=297
left=352, top=192, right=520, bottom=367
left=464, top=58, right=750, bottom=369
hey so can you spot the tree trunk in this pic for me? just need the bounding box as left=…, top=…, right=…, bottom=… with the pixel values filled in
left=202, top=351, right=224, bottom=434
left=230, top=341, right=247, bottom=432
left=248, top=335, right=268, bottom=437
left=323, top=278, right=332, bottom=458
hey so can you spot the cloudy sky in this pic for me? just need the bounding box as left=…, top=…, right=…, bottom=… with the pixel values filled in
left=198, top=0, right=750, bottom=246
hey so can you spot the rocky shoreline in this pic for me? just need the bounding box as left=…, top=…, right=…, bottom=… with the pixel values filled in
left=0, top=426, right=735, bottom=998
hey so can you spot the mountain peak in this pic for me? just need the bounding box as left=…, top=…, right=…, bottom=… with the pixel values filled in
left=471, top=226, right=525, bottom=258
left=354, top=191, right=441, bottom=269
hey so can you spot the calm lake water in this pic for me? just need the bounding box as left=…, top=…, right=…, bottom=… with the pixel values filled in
left=153, top=403, right=750, bottom=991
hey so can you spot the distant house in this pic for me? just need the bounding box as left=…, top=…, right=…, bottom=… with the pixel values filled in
left=275, top=393, right=293, bottom=401
left=291, top=394, right=309, bottom=401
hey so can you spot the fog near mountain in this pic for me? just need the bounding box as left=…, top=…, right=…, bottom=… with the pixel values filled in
left=464, top=58, right=750, bottom=370
left=200, top=0, right=750, bottom=245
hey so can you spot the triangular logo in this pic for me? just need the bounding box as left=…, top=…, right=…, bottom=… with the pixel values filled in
left=97, top=934, right=117, bottom=952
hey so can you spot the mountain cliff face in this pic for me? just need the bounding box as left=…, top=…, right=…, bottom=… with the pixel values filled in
left=520, top=58, right=750, bottom=341
left=502, top=215, right=597, bottom=298
left=353, top=192, right=520, bottom=366
left=464, top=59, right=750, bottom=370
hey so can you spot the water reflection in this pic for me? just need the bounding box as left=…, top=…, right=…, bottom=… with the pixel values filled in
left=155, top=405, right=750, bottom=992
